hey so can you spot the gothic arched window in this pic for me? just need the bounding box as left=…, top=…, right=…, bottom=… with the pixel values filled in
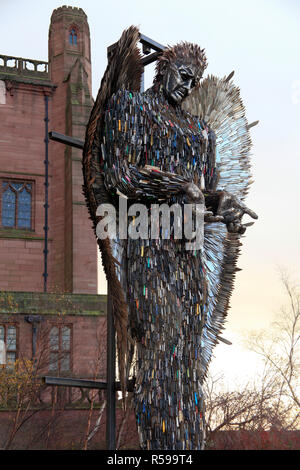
left=1, top=180, right=33, bottom=229
left=69, top=28, right=78, bottom=46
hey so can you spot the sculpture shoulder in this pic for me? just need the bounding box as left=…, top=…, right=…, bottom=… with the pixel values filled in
left=106, top=88, right=150, bottom=113
left=104, top=88, right=156, bottom=130
left=105, top=88, right=216, bottom=139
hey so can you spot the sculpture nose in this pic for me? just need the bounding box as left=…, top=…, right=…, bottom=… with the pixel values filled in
left=183, top=79, right=193, bottom=91
left=182, top=80, right=193, bottom=95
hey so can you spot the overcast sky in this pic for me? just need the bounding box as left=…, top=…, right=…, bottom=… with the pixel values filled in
left=1, top=0, right=300, bottom=385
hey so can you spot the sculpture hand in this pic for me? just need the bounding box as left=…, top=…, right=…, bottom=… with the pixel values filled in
left=217, top=191, right=258, bottom=234
left=204, top=211, right=225, bottom=223
left=183, top=183, right=225, bottom=222
left=183, top=182, right=204, bottom=204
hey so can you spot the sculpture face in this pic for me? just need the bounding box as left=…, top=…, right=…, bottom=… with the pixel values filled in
left=162, top=60, right=198, bottom=105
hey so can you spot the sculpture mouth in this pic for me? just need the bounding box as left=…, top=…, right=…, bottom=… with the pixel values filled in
left=176, top=88, right=186, bottom=98
left=172, top=88, right=187, bottom=102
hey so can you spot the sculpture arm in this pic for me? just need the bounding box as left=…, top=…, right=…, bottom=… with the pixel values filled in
left=104, top=161, right=189, bottom=201
left=204, top=189, right=258, bottom=233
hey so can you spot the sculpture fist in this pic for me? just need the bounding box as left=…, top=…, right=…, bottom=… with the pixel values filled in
left=217, top=190, right=258, bottom=234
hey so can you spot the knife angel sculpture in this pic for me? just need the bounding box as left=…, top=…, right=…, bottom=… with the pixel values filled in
left=82, top=26, right=257, bottom=450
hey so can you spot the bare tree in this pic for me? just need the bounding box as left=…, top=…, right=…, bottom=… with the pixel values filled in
left=82, top=322, right=107, bottom=450
left=0, top=318, right=77, bottom=449
left=204, top=368, right=295, bottom=435
left=245, top=271, right=300, bottom=428
left=0, top=321, right=53, bottom=449
left=204, top=271, right=300, bottom=449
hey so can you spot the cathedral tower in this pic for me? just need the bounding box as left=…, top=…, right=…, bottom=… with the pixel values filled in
left=48, top=6, right=97, bottom=293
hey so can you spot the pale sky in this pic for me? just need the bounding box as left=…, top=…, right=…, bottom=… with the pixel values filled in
left=1, top=0, right=300, bottom=385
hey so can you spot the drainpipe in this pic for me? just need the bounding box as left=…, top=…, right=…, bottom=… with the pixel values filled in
left=43, top=94, right=49, bottom=292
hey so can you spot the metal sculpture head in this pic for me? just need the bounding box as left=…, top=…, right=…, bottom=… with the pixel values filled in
left=162, top=60, right=198, bottom=104
left=154, top=42, right=208, bottom=105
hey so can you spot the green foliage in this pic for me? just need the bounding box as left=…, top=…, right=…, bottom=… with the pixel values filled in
left=0, top=292, right=18, bottom=313
left=0, top=360, right=42, bottom=410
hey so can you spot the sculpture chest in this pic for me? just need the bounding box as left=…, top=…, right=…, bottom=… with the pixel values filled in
left=104, top=89, right=216, bottom=191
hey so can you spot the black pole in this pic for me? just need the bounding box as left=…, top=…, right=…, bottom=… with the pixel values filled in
left=48, top=131, right=84, bottom=150
left=106, top=282, right=116, bottom=449
left=25, top=315, right=42, bottom=361
left=42, top=375, right=134, bottom=391
left=43, top=95, right=49, bottom=293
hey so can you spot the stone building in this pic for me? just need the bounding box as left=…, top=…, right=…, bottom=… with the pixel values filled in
left=0, top=7, right=108, bottom=446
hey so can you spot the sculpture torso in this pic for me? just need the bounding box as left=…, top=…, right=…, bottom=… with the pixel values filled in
left=103, top=87, right=217, bottom=195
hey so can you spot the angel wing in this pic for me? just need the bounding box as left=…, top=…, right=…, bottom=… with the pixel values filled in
left=82, top=26, right=143, bottom=396
left=182, top=73, right=254, bottom=376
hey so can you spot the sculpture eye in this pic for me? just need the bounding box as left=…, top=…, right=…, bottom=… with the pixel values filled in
left=180, top=72, right=189, bottom=81
left=180, top=70, right=196, bottom=86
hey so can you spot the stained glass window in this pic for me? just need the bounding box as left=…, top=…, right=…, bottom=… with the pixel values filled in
left=69, top=28, right=77, bottom=46
left=49, top=325, right=72, bottom=373
left=1, top=181, right=32, bottom=229
left=2, top=184, right=15, bottom=227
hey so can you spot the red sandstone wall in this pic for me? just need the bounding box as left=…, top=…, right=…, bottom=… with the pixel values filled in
left=0, top=82, right=49, bottom=292
left=0, top=6, right=98, bottom=294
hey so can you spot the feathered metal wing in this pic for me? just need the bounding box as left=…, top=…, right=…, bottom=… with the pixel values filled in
left=182, top=73, right=253, bottom=376
left=82, top=26, right=143, bottom=395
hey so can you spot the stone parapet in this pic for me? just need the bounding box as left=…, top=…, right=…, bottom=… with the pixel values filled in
left=0, top=54, right=50, bottom=82
left=51, top=5, right=87, bottom=19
